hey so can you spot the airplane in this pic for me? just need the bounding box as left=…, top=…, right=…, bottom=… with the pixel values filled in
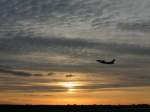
left=96, top=59, right=116, bottom=64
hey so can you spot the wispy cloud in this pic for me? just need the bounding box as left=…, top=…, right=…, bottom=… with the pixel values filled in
left=0, top=85, right=67, bottom=93
left=0, top=68, right=32, bottom=77
left=117, top=21, right=150, bottom=32
left=66, top=74, right=74, bottom=78
left=0, top=36, right=150, bottom=56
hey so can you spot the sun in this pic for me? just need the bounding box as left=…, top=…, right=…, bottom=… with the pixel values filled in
left=64, top=82, right=77, bottom=88
left=63, top=82, right=78, bottom=93
left=63, top=82, right=78, bottom=89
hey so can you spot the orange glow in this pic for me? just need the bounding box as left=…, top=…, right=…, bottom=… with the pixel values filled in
left=0, top=70, right=150, bottom=105
left=1, top=87, right=150, bottom=105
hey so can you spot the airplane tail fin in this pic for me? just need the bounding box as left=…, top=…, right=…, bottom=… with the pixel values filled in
left=112, top=59, right=116, bottom=63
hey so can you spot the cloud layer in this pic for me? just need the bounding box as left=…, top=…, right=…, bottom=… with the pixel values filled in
left=0, top=0, right=150, bottom=97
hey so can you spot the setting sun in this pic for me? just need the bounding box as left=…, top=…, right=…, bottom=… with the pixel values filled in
left=63, top=82, right=77, bottom=89
left=62, top=82, right=79, bottom=93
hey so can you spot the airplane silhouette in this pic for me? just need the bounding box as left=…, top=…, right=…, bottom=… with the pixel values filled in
left=96, top=59, right=116, bottom=64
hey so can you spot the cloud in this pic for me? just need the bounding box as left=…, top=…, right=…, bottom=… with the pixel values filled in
left=33, top=74, right=43, bottom=77
left=0, top=36, right=150, bottom=74
left=0, top=36, right=150, bottom=56
left=76, top=80, right=150, bottom=90
left=0, top=85, right=67, bottom=93
left=66, top=74, right=74, bottom=78
left=47, top=72, right=55, bottom=76
left=0, top=0, right=149, bottom=30
left=24, top=94, right=53, bottom=97
left=0, top=68, right=32, bottom=77
left=0, top=0, right=111, bottom=21
left=117, top=21, right=150, bottom=32
left=0, top=73, right=149, bottom=93
left=0, top=0, right=150, bottom=95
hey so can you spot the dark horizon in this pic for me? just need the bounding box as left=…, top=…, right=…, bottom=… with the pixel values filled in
left=0, top=104, right=150, bottom=112
left=0, top=104, right=150, bottom=106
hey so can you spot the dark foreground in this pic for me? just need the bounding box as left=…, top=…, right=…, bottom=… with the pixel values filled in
left=0, top=104, right=150, bottom=112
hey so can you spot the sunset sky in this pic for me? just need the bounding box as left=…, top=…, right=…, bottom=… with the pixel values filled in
left=0, top=0, right=150, bottom=105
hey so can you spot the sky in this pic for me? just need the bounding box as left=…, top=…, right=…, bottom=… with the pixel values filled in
left=0, top=0, right=150, bottom=105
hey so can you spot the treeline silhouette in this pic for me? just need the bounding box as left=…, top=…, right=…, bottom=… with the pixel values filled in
left=0, top=104, right=150, bottom=112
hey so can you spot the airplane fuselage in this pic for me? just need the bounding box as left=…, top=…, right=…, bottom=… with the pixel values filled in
left=96, top=59, right=116, bottom=64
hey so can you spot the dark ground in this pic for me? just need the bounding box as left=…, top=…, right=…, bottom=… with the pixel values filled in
left=0, top=104, right=150, bottom=112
